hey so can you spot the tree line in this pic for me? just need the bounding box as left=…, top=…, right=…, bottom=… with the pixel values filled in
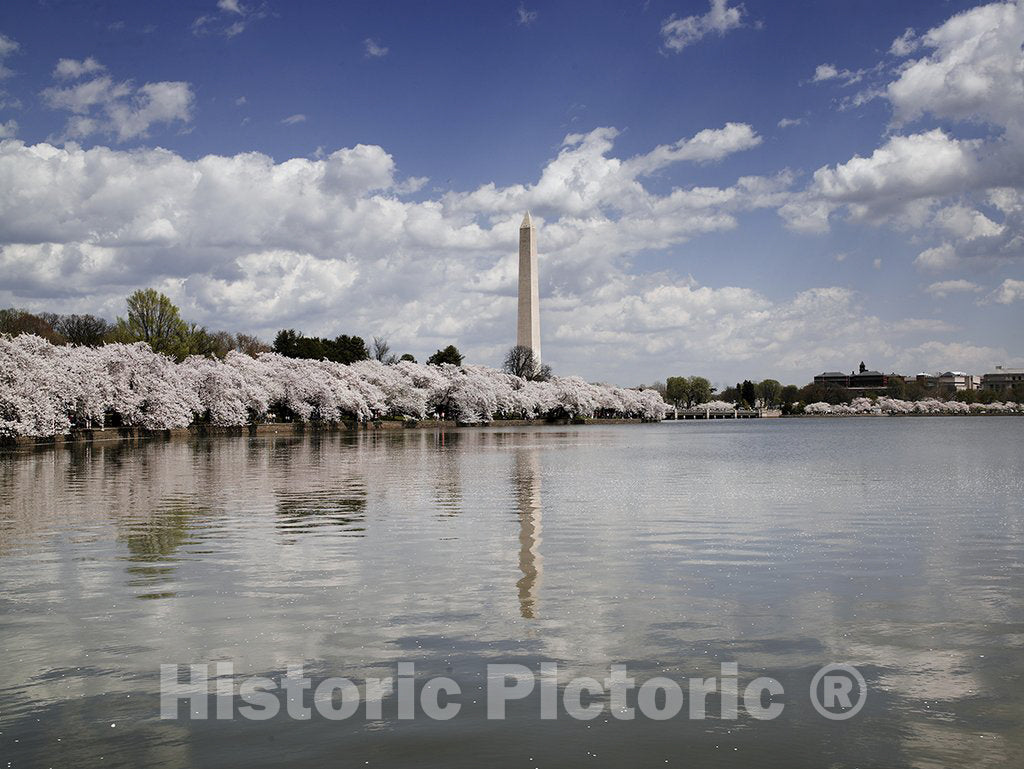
left=654, top=376, right=788, bottom=410
left=650, top=373, right=1023, bottom=412
left=1, top=288, right=473, bottom=370
left=4, top=288, right=559, bottom=383
left=1, top=290, right=269, bottom=360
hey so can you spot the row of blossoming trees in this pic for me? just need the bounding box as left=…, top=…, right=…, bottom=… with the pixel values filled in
left=0, top=335, right=667, bottom=438
left=802, top=396, right=1021, bottom=415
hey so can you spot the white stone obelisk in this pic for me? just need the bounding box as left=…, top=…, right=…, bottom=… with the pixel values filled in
left=517, top=211, right=541, bottom=369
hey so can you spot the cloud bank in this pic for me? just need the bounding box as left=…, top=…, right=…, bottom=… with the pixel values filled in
left=0, top=115, right=1003, bottom=383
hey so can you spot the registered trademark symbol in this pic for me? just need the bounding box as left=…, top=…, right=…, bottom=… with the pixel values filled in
left=810, top=664, right=867, bottom=720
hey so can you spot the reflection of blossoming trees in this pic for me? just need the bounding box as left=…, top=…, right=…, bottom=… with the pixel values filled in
left=802, top=397, right=1021, bottom=415
left=0, top=335, right=668, bottom=437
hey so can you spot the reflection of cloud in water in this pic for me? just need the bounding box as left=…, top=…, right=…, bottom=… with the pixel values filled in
left=901, top=721, right=1010, bottom=768
left=849, top=642, right=980, bottom=703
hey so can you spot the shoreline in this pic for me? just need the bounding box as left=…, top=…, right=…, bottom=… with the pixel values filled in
left=5, top=411, right=1021, bottom=451
left=782, top=412, right=1023, bottom=418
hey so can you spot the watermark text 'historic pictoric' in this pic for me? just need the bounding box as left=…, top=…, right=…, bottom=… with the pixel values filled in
left=160, top=661, right=866, bottom=722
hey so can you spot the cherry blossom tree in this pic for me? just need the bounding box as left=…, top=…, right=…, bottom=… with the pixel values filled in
left=0, top=334, right=719, bottom=438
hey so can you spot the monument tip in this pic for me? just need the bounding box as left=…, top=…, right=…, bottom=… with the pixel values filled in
left=520, top=211, right=533, bottom=229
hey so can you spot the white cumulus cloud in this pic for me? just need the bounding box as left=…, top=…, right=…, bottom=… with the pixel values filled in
left=622, top=122, right=761, bottom=175
left=914, top=243, right=960, bottom=271
left=41, top=62, right=193, bottom=142
left=786, top=0, right=1024, bottom=273
left=661, top=0, right=744, bottom=53
left=53, top=57, right=106, bottom=80
left=988, top=277, right=1024, bottom=304
left=0, top=125, right=994, bottom=384
left=889, top=27, right=919, bottom=56
left=887, top=1, right=1024, bottom=132
left=924, top=279, right=982, bottom=298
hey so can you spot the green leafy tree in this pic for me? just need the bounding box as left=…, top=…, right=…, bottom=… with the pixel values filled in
left=953, top=388, right=979, bottom=404
left=665, top=376, right=713, bottom=406
left=178, top=323, right=218, bottom=359
left=977, top=388, right=998, bottom=404
left=111, top=293, right=239, bottom=361
left=110, top=289, right=189, bottom=357
left=798, top=382, right=852, bottom=405
left=757, top=379, right=782, bottom=408
left=687, top=376, right=712, bottom=406
left=903, top=381, right=927, bottom=401
left=665, top=376, right=689, bottom=407
left=427, top=345, right=464, bottom=366
left=399, top=353, right=417, bottom=363
left=886, top=376, right=907, bottom=399
left=175, top=325, right=239, bottom=360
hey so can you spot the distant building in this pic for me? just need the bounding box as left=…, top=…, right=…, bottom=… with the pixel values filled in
left=915, top=373, right=939, bottom=390
left=813, top=371, right=850, bottom=387
left=937, top=371, right=978, bottom=391
left=850, top=368, right=889, bottom=389
left=981, top=366, right=1024, bottom=391
left=813, top=362, right=895, bottom=392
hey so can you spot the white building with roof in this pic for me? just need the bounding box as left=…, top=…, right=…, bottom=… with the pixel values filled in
left=938, top=371, right=978, bottom=391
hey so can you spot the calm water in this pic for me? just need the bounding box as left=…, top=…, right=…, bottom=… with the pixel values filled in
left=1, top=419, right=1023, bottom=768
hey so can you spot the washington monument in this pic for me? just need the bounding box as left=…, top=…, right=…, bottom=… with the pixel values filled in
left=517, top=211, right=541, bottom=368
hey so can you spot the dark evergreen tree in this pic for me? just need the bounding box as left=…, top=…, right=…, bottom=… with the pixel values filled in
left=427, top=345, right=464, bottom=366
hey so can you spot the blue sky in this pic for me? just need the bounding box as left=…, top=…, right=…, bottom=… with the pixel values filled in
left=0, top=0, right=1022, bottom=387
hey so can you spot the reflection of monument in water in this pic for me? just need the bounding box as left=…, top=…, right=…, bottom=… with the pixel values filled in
left=513, top=448, right=542, bottom=619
